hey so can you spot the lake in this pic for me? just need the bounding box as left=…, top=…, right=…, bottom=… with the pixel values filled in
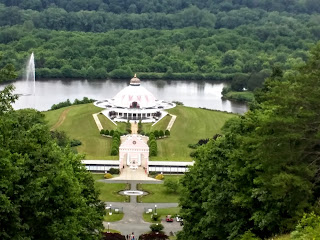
left=0, top=79, right=249, bottom=114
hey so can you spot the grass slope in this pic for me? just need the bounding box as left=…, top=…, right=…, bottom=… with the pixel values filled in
left=151, top=105, right=235, bottom=161
left=44, top=104, right=235, bottom=160
left=44, top=104, right=120, bottom=159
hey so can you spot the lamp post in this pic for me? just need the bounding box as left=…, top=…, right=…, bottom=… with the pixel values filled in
left=108, top=222, right=110, bottom=233
left=109, top=204, right=112, bottom=215
left=155, top=205, right=157, bottom=215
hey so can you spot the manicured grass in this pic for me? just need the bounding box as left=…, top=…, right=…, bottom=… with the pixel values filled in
left=142, top=114, right=172, bottom=133
left=97, top=113, right=117, bottom=130
left=95, top=181, right=129, bottom=202
left=44, top=106, right=70, bottom=129
left=91, top=174, right=128, bottom=202
left=44, top=104, right=234, bottom=161
left=44, top=104, right=118, bottom=159
left=150, top=105, right=235, bottom=161
left=138, top=184, right=180, bottom=203
left=224, top=91, right=255, bottom=102
left=104, top=213, right=124, bottom=222
left=143, top=207, right=180, bottom=223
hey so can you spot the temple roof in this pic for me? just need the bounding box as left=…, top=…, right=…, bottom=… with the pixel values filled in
left=130, top=74, right=141, bottom=86
left=112, top=74, right=157, bottom=108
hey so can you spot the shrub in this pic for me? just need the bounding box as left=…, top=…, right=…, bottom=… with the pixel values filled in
left=172, top=101, right=183, bottom=106
left=291, top=212, right=320, bottom=240
left=139, top=232, right=168, bottom=240
left=154, top=130, right=159, bottom=138
left=100, top=129, right=105, bottom=134
left=150, top=223, right=164, bottom=232
left=149, top=132, right=155, bottom=141
left=152, top=214, right=160, bottom=221
left=239, top=231, right=261, bottom=240
left=149, top=171, right=157, bottom=177
left=155, top=174, right=164, bottom=180
left=159, top=130, right=164, bottom=138
left=70, top=139, right=81, bottom=147
left=110, top=130, right=114, bottom=136
left=109, top=168, right=120, bottom=174
left=165, top=130, right=170, bottom=136
left=111, top=146, right=118, bottom=156
left=188, top=143, right=198, bottom=149
left=104, top=173, right=113, bottom=179
left=164, top=178, right=179, bottom=193
left=102, top=232, right=126, bottom=240
left=105, top=129, right=110, bottom=135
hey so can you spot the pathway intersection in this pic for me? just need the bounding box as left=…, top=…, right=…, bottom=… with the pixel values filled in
left=100, top=176, right=182, bottom=237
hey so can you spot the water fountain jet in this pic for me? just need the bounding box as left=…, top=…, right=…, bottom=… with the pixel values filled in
left=24, top=52, right=35, bottom=96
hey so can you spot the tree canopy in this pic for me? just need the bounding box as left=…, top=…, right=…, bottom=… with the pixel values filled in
left=178, top=43, right=320, bottom=239
left=0, top=63, right=105, bottom=239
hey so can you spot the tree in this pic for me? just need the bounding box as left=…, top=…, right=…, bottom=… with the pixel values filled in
left=0, top=55, right=18, bottom=113
left=159, top=130, right=164, bottom=138
left=0, top=109, right=105, bottom=239
left=165, top=130, right=170, bottom=136
left=178, top=44, right=320, bottom=239
left=164, top=178, right=179, bottom=193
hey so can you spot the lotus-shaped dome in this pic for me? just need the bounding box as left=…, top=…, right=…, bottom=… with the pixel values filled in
left=112, top=75, right=156, bottom=108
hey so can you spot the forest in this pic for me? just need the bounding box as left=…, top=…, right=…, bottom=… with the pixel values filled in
left=0, top=0, right=319, bottom=91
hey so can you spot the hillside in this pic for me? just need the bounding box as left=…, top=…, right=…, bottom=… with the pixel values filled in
left=0, top=0, right=319, bottom=91
left=44, top=104, right=235, bottom=161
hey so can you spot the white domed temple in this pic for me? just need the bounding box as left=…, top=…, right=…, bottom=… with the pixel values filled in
left=94, top=75, right=175, bottom=123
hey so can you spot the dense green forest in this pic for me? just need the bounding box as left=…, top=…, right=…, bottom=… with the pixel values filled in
left=0, top=0, right=319, bottom=91
left=178, top=43, right=320, bottom=239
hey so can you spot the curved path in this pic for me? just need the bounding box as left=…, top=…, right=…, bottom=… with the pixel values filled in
left=50, top=108, right=70, bottom=131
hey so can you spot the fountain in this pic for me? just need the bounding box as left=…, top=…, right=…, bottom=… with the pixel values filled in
left=23, top=52, right=35, bottom=96
left=119, top=190, right=148, bottom=196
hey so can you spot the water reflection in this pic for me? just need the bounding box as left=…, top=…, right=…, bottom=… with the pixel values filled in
left=0, top=79, right=249, bottom=114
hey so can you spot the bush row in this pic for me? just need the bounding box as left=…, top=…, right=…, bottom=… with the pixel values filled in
left=146, top=130, right=170, bottom=139
left=110, top=131, right=121, bottom=156
left=50, top=97, right=95, bottom=110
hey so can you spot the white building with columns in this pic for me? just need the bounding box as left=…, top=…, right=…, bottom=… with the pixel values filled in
left=94, top=74, right=175, bottom=123
left=119, top=134, right=149, bottom=173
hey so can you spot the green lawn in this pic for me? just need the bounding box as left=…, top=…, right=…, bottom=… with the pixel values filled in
left=143, top=207, right=180, bottom=223
left=44, top=104, right=121, bottom=159
left=92, top=174, right=129, bottom=202
left=44, top=104, right=234, bottom=161
left=142, top=114, right=172, bottom=133
left=224, top=91, right=255, bottom=102
left=97, top=113, right=117, bottom=130
left=150, top=105, right=235, bottom=161
left=138, top=183, right=180, bottom=203
left=104, top=213, right=124, bottom=222
left=44, top=106, right=70, bottom=129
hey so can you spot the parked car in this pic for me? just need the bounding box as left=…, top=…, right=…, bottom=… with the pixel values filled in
left=166, top=215, right=173, bottom=222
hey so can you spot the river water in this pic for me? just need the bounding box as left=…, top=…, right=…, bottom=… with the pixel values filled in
left=0, top=79, right=248, bottom=114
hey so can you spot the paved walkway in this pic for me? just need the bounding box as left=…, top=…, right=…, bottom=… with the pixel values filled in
left=109, top=167, right=158, bottom=181
left=166, top=114, right=177, bottom=131
left=102, top=179, right=182, bottom=237
left=131, top=122, right=138, bottom=134
left=92, top=113, right=103, bottom=131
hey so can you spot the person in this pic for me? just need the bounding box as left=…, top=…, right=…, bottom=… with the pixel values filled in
left=131, top=232, right=135, bottom=240
left=126, top=234, right=128, bottom=240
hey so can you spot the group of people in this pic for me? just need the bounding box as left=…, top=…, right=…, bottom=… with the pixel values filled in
left=126, top=232, right=135, bottom=240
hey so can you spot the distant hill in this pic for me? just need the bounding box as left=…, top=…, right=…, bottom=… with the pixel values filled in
left=0, top=0, right=319, bottom=90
